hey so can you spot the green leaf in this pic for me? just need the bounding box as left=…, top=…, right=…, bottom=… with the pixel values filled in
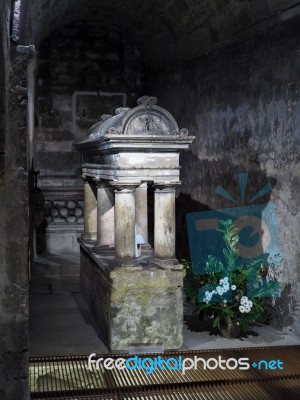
left=212, top=316, right=221, bottom=330
left=219, top=219, right=232, bottom=227
left=205, top=255, right=224, bottom=274
left=223, top=248, right=230, bottom=260
left=222, top=308, right=234, bottom=318
left=184, top=287, right=197, bottom=302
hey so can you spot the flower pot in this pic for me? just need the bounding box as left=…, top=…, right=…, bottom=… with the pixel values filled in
left=220, top=317, right=241, bottom=339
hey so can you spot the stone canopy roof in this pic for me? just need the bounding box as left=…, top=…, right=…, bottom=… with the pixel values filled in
left=75, top=96, right=189, bottom=147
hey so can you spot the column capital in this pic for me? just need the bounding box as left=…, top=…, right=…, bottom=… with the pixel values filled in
left=111, top=181, right=141, bottom=193
left=154, top=182, right=181, bottom=193
left=81, top=174, right=95, bottom=184
left=93, top=177, right=111, bottom=188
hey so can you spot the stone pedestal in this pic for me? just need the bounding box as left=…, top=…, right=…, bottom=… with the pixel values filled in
left=46, top=223, right=83, bottom=253
left=80, top=241, right=185, bottom=351
left=82, top=179, right=97, bottom=241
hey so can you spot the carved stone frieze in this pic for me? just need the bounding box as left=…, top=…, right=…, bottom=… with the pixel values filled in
left=45, top=199, right=84, bottom=224
left=108, top=126, right=122, bottom=135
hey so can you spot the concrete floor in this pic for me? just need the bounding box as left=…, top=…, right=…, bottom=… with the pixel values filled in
left=29, top=253, right=300, bottom=357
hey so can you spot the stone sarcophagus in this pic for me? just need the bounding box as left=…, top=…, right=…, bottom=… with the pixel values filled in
left=74, top=96, right=194, bottom=351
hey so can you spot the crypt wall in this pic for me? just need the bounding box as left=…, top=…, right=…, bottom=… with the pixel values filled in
left=1, top=1, right=300, bottom=399
left=150, top=15, right=300, bottom=333
left=0, top=1, right=30, bottom=399
left=33, top=22, right=145, bottom=253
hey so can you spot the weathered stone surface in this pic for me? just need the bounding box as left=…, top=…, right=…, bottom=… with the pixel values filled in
left=80, top=245, right=185, bottom=350
left=35, top=20, right=144, bottom=178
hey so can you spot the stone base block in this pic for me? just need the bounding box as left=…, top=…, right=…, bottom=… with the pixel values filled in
left=80, top=242, right=185, bottom=351
left=45, top=223, right=83, bottom=253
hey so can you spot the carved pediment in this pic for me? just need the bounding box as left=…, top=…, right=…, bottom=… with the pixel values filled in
left=75, top=96, right=190, bottom=150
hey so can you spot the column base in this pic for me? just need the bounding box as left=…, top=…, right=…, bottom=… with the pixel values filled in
left=148, top=258, right=184, bottom=270
left=81, top=232, right=97, bottom=242
left=114, top=256, right=141, bottom=267
left=140, top=243, right=153, bottom=253
left=93, top=244, right=115, bottom=253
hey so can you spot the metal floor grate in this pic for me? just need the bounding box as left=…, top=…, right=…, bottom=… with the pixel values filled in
left=29, top=345, right=300, bottom=399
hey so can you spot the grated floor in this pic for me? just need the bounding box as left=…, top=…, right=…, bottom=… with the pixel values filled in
left=30, top=345, right=300, bottom=399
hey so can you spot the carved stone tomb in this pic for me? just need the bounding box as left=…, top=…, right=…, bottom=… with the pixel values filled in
left=74, top=96, right=194, bottom=350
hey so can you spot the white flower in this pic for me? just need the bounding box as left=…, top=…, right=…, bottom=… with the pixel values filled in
left=205, top=291, right=210, bottom=296
left=223, top=283, right=230, bottom=292
left=243, top=300, right=253, bottom=309
left=223, top=299, right=227, bottom=303
left=240, top=296, right=249, bottom=305
left=244, top=306, right=251, bottom=313
left=219, top=279, right=224, bottom=284
left=223, top=277, right=229, bottom=283
left=239, top=305, right=245, bottom=313
left=231, top=285, right=236, bottom=290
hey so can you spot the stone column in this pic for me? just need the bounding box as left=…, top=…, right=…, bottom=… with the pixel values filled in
left=135, top=182, right=148, bottom=255
left=93, top=179, right=115, bottom=252
left=113, top=184, right=137, bottom=261
left=81, top=178, right=97, bottom=241
left=154, top=185, right=176, bottom=259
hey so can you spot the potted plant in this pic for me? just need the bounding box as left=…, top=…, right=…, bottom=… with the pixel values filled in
left=183, top=219, right=281, bottom=338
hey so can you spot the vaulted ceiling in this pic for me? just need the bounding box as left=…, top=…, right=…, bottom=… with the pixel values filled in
left=26, top=0, right=300, bottom=71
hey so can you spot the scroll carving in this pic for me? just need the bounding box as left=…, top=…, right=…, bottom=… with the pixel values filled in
left=115, top=107, right=130, bottom=115
left=177, top=128, right=189, bottom=136
left=137, top=96, right=158, bottom=107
